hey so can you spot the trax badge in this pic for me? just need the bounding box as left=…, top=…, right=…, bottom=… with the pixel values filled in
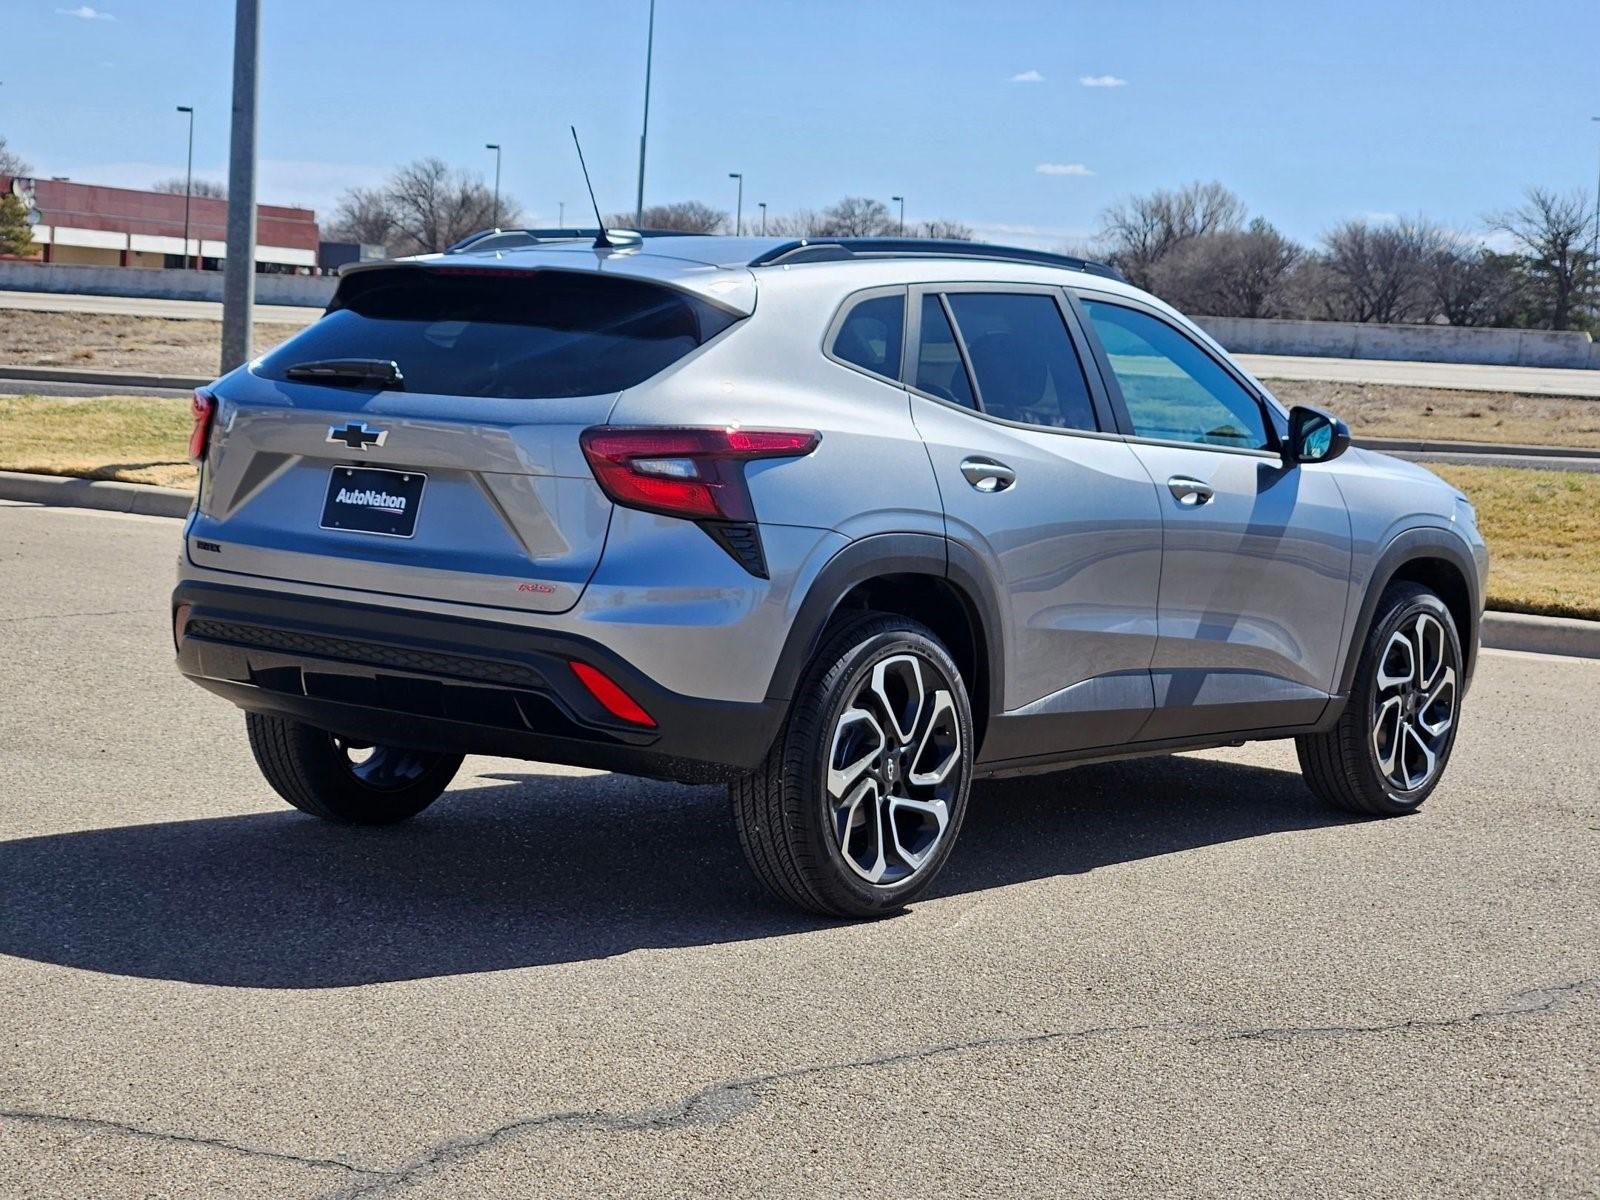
left=327, top=422, right=387, bottom=451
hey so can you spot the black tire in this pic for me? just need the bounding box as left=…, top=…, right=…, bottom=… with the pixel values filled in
left=1297, top=581, right=1463, bottom=816
left=245, top=712, right=462, bottom=825
left=731, top=611, right=975, bottom=918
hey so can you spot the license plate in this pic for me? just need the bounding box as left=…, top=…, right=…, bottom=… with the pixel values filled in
left=320, top=466, right=426, bottom=538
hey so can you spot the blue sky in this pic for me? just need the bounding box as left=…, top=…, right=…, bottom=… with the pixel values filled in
left=5, top=0, right=1597, bottom=248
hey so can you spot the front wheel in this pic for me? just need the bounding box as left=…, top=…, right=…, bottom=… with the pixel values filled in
left=245, top=712, right=462, bottom=824
left=1297, top=581, right=1463, bottom=816
left=732, top=612, right=974, bottom=918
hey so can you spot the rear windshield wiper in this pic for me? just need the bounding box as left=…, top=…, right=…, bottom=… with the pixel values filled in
left=283, top=358, right=405, bottom=390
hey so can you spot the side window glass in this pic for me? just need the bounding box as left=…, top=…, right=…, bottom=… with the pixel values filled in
left=1082, top=300, right=1269, bottom=450
left=944, top=293, right=1098, bottom=431
left=914, top=296, right=976, bottom=409
left=830, top=293, right=904, bottom=381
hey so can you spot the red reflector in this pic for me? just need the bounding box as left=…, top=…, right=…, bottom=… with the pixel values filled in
left=172, top=602, right=192, bottom=652
left=579, top=426, right=820, bottom=523
left=188, top=389, right=216, bottom=463
left=569, top=661, right=656, bottom=727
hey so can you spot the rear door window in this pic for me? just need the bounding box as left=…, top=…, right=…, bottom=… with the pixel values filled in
left=914, top=296, right=977, bottom=409
left=258, top=268, right=740, bottom=398
left=830, top=293, right=904, bottom=381
left=944, top=293, right=1098, bottom=431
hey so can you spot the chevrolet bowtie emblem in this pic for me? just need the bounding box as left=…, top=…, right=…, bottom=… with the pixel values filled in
left=327, top=422, right=387, bottom=451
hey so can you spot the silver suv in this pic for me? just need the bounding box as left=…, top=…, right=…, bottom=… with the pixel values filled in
left=174, top=233, right=1488, bottom=918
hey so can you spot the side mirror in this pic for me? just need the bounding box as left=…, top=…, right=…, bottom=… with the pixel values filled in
left=1285, top=405, right=1350, bottom=466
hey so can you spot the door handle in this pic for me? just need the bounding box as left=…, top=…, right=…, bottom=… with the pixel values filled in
left=960, top=457, right=1016, bottom=493
left=1167, top=476, right=1214, bottom=506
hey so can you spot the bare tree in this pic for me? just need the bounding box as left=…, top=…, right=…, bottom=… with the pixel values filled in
left=1317, top=217, right=1442, bottom=323
left=325, top=186, right=399, bottom=250
left=153, top=177, right=227, bottom=199
left=326, top=159, right=518, bottom=256
left=607, top=200, right=726, bottom=233
left=0, top=135, right=28, bottom=176
left=1427, top=234, right=1521, bottom=326
left=1489, top=187, right=1594, bottom=330
left=1148, top=218, right=1302, bottom=317
left=817, top=196, right=894, bottom=237
left=916, top=218, right=974, bottom=241
left=1098, top=181, right=1247, bottom=288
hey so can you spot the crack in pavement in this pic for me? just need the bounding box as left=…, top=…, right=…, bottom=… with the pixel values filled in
left=0, top=1107, right=394, bottom=1179
left=4, top=978, right=1593, bottom=1198
left=322, top=977, right=1600, bottom=1199
left=0, top=608, right=157, bottom=624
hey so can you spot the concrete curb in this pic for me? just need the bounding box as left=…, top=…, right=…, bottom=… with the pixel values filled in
left=0, top=469, right=193, bottom=519
left=1358, top=436, right=1600, bottom=460
left=2, top=469, right=1596, bottom=660
left=0, top=365, right=211, bottom=391
left=1481, top=611, right=1600, bottom=660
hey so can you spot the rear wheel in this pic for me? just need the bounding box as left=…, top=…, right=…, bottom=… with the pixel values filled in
left=245, top=712, right=462, bottom=824
left=1297, top=582, right=1462, bottom=816
left=732, top=612, right=974, bottom=918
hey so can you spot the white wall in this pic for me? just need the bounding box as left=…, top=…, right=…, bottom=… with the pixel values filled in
left=0, top=260, right=336, bottom=307
left=1195, top=315, right=1600, bottom=370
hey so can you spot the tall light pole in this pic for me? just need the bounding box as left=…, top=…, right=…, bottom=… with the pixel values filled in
left=892, top=194, right=904, bottom=236
left=729, top=172, right=743, bottom=236
left=220, top=0, right=258, bottom=375
left=634, top=0, right=655, bottom=224
left=758, top=201, right=767, bottom=236
left=485, top=143, right=501, bottom=227
left=176, top=105, right=195, bottom=269
left=1591, top=118, right=1599, bottom=282
left=558, top=200, right=566, bottom=227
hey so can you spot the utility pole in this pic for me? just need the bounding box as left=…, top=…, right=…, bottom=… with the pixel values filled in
left=892, top=195, right=904, bottom=235
left=220, top=0, right=259, bottom=374
left=1591, top=117, right=1599, bottom=312
left=485, top=143, right=502, bottom=227
left=176, top=105, right=194, bottom=269
left=729, top=172, right=742, bottom=236
left=758, top=201, right=767, bottom=235
left=558, top=200, right=565, bottom=227
left=634, top=0, right=655, bottom=224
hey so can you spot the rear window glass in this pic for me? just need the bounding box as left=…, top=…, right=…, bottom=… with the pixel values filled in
left=258, top=268, right=740, bottom=398
left=830, top=293, right=904, bottom=380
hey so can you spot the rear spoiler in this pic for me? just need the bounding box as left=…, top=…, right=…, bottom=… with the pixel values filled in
left=333, top=254, right=757, bottom=318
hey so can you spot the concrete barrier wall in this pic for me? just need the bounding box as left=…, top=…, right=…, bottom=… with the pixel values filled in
left=0, top=261, right=336, bottom=307
left=1195, top=314, right=1600, bottom=370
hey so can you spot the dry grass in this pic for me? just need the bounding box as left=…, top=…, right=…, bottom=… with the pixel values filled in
left=1268, top=378, right=1600, bottom=449
left=0, top=311, right=299, bottom=377
left=0, top=397, right=1594, bottom=620
left=1432, top=465, right=1600, bottom=621
left=0, top=394, right=197, bottom=488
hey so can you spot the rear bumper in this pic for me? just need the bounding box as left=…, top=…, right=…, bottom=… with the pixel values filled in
left=172, top=581, right=786, bottom=782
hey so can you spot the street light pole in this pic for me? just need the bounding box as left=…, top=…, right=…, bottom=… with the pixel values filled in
left=177, top=105, right=194, bottom=270
left=558, top=200, right=566, bottom=227
left=485, top=143, right=501, bottom=228
left=220, top=0, right=259, bottom=375
left=729, top=172, right=742, bottom=236
left=892, top=194, right=904, bottom=236
left=758, top=201, right=767, bottom=236
left=634, top=0, right=655, bottom=224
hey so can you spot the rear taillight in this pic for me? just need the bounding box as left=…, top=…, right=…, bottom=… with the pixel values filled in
left=579, top=426, right=819, bottom=522
left=188, top=388, right=217, bottom=463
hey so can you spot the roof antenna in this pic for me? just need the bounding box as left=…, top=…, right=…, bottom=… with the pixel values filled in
left=571, top=126, right=614, bottom=249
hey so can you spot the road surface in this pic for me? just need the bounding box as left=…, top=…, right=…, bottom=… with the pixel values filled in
left=0, top=501, right=1596, bottom=1198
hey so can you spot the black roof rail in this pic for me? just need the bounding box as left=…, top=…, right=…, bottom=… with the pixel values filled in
left=747, top=237, right=1124, bottom=281
left=445, top=227, right=698, bottom=254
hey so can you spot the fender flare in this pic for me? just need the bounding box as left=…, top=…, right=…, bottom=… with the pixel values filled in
left=764, top=533, right=1007, bottom=723
left=1336, top=525, right=1483, bottom=697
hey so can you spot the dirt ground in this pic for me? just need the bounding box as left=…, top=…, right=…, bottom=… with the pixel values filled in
left=0, top=311, right=299, bottom=376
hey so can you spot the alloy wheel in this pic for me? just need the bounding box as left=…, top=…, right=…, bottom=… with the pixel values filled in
left=1370, top=612, right=1457, bottom=792
left=825, top=653, right=963, bottom=886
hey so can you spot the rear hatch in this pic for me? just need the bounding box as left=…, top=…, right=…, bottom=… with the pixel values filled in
left=187, top=262, right=744, bottom=613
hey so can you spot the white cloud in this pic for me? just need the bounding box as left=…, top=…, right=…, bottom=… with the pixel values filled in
left=1009, top=69, right=1045, bottom=83
left=1036, top=162, right=1094, bottom=177
left=58, top=5, right=115, bottom=19
left=1079, top=74, right=1127, bottom=88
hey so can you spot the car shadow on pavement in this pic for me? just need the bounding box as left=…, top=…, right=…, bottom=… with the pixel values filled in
left=0, top=755, right=1355, bottom=989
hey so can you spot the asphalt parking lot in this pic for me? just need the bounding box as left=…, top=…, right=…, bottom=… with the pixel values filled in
left=1, top=500, right=1596, bottom=1199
